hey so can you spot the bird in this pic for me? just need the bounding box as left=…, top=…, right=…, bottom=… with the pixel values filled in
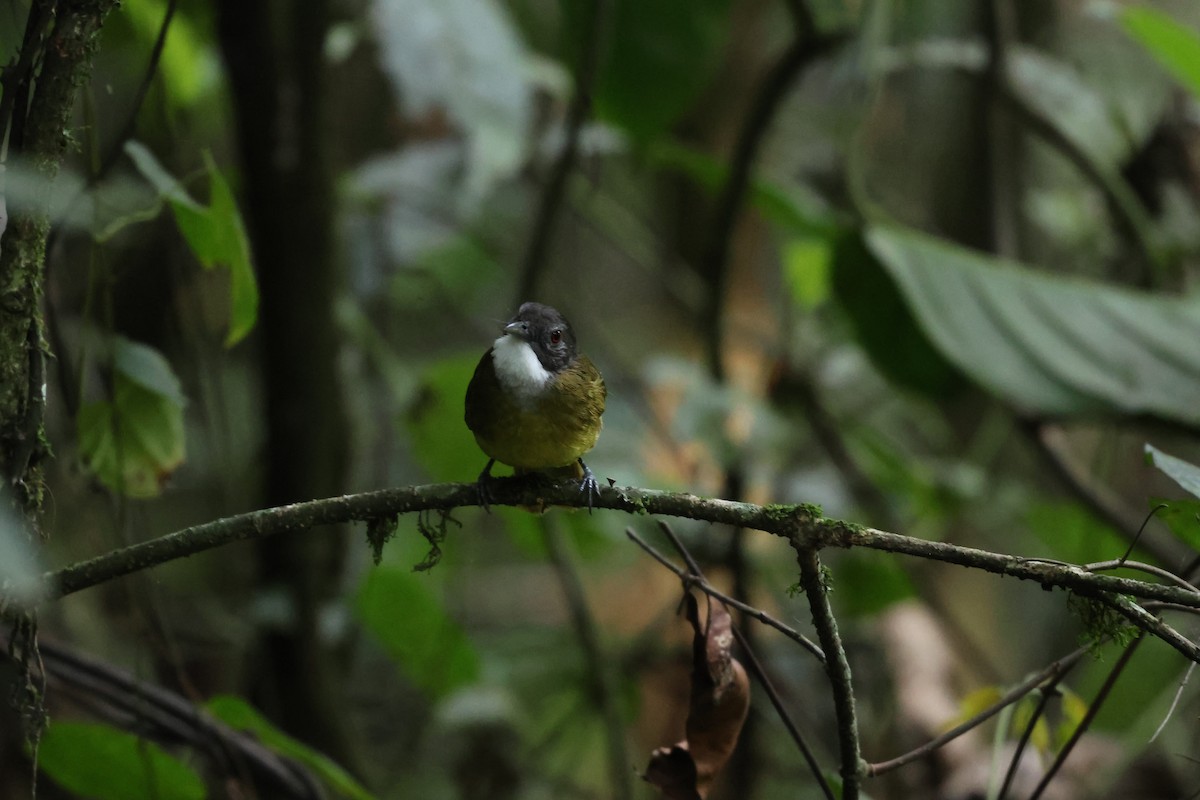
left=464, top=302, right=606, bottom=511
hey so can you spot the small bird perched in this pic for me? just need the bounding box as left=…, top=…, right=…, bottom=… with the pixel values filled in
left=464, top=302, right=606, bottom=510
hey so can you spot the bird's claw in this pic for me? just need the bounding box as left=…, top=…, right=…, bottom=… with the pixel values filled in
left=578, top=459, right=600, bottom=514
left=476, top=459, right=496, bottom=513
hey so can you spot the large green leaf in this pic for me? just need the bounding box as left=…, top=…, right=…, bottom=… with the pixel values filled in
left=865, top=225, right=1200, bottom=426
left=1121, top=6, right=1200, bottom=99
left=77, top=337, right=186, bottom=498
left=355, top=566, right=481, bottom=698
left=38, top=721, right=205, bottom=800
left=125, top=143, right=259, bottom=346
left=205, top=695, right=375, bottom=800
left=831, top=230, right=965, bottom=397
left=567, top=0, right=732, bottom=142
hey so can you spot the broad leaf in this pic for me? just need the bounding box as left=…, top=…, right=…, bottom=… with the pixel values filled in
left=1121, top=6, right=1200, bottom=99
left=125, top=144, right=259, bottom=346
left=355, top=566, right=481, bottom=698
left=206, top=696, right=375, bottom=800
left=38, top=721, right=205, bottom=800
left=831, top=230, right=965, bottom=397
left=866, top=225, right=1200, bottom=426
left=77, top=337, right=186, bottom=498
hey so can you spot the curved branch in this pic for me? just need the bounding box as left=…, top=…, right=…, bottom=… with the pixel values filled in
left=21, top=480, right=1200, bottom=660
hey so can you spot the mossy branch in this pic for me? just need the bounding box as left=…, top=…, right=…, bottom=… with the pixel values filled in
left=17, top=479, right=1200, bottom=662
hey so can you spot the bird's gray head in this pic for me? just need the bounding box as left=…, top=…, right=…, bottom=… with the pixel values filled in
left=502, top=302, right=578, bottom=373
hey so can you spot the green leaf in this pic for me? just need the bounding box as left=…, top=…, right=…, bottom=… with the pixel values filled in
left=866, top=224, right=1200, bottom=426
left=830, top=230, right=965, bottom=397
left=205, top=696, right=375, bottom=800
left=1121, top=6, right=1200, bottom=99
left=125, top=145, right=258, bottom=346
left=38, top=721, right=205, bottom=800
left=173, top=153, right=258, bottom=346
left=782, top=238, right=833, bottom=309
left=1145, top=443, right=1200, bottom=499
left=355, top=566, right=481, bottom=698
left=569, top=0, right=732, bottom=142
left=77, top=337, right=186, bottom=498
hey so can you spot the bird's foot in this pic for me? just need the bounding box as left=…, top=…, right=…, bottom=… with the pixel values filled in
left=578, top=459, right=600, bottom=514
left=475, top=459, right=496, bottom=512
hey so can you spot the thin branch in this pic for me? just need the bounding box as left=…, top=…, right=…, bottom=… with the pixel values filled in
left=22, top=480, right=1200, bottom=613
left=542, top=519, right=632, bottom=800
left=1029, top=634, right=1144, bottom=800
left=795, top=546, right=860, bottom=799
left=515, top=0, right=609, bottom=303
left=866, top=643, right=1090, bottom=777
left=624, top=527, right=824, bottom=662
left=731, top=622, right=836, bottom=800
left=997, top=676, right=1067, bottom=799
left=1086, top=558, right=1199, bottom=593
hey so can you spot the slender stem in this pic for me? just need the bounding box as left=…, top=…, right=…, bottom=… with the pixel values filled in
left=795, top=546, right=860, bottom=799
left=866, top=644, right=1090, bottom=777
left=731, top=624, right=836, bottom=800
left=625, top=528, right=824, bottom=662
left=1028, top=635, right=1144, bottom=800
left=542, top=519, right=632, bottom=800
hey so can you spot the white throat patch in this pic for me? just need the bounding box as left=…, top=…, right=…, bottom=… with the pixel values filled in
left=492, top=334, right=552, bottom=404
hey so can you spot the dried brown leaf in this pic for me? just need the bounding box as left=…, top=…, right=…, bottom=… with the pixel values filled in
left=644, top=593, right=750, bottom=799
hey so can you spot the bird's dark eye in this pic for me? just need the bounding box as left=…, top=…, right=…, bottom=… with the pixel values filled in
left=550, top=329, right=563, bottom=345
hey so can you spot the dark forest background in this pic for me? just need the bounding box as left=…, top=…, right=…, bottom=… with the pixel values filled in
left=2, top=0, right=1200, bottom=798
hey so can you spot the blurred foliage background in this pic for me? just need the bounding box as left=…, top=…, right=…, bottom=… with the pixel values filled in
left=3, top=0, right=1200, bottom=798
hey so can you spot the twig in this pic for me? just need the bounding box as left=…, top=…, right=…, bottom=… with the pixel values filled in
left=794, top=546, right=860, bottom=799
left=624, top=527, right=824, bottom=662
left=866, top=643, right=1090, bottom=777
left=1086, top=558, right=1198, bottom=593
left=515, top=0, right=609, bottom=303
left=731, top=623, right=836, bottom=800
left=997, top=676, right=1066, bottom=799
left=1029, top=634, right=1145, bottom=800
left=541, top=519, right=632, bottom=800
left=1150, top=660, right=1193, bottom=743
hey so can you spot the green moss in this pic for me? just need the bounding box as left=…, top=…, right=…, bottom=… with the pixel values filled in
left=800, top=502, right=823, bottom=518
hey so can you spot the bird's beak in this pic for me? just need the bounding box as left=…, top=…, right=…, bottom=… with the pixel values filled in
left=504, top=320, right=531, bottom=340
